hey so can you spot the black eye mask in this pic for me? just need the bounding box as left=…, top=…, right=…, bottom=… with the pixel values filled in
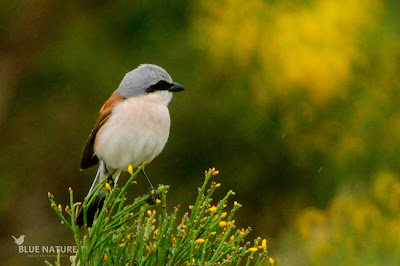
left=145, top=80, right=172, bottom=93
left=146, top=80, right=184, bottom=93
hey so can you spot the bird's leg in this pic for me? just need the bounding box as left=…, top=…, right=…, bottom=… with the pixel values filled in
left=142, top=168, right=160, bottom=204
left=142, top=168, right=155, bottom=189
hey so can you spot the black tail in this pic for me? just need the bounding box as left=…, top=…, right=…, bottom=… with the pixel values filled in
left=76, top=192, right=106, bottom=227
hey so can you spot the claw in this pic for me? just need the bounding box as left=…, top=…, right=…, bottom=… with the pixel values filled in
left=145, top=188, right=160, bottom=205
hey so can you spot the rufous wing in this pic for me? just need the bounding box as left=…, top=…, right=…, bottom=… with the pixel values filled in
left=80, top=92, right=125, bottom=170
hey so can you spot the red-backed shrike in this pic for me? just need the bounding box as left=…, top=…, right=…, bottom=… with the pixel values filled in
left=77, top=64, right=184, bottom=226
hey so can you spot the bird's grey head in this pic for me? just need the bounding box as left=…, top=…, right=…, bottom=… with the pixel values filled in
left=115, top=64, right=184, bottom=105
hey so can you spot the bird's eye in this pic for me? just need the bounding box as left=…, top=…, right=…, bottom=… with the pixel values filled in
left=156, top=80, right=170, bottom=87
left=145, top=80, right=172, bottom=93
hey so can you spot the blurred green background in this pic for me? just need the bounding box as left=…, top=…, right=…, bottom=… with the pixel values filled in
left=1, top=0, right=400, bottom=265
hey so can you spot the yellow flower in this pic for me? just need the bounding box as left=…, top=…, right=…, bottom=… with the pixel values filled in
left=208, top=206, right=217, bottom=212
left=219, top=221, right=227, bottom=227
left=119, top=243, right=125, bottom=248
left=231, top=246, right=236, bottom=250
left=221, top=212, right=227, bottom=218
left=230, top=235, right=234, bottom=243
left=215, top=183, right=221, bottom=188
left=262, top=239, right=267, bottom=250
left=105, top=183, right=111, bottom=190
left=151, top=190, right=155, bottom=195
left=58, top=204, right=62, bottom=211
left=248, top=247, right=258, bottom=252
left=189, top=205, right=193, bottom=210
left=147, top=210, right=152, bottom=216
left=128, top=164, right=133, bottom=174
left=269, top=257, right=275, bottom=265
left=155, top=199, right=161, bottom=204
left=104, top=254, right=108, bottom=261
left=195, top=238, right=206, bottom=243
left=210, top=231, right=216, bottom=235
left=126, top=234, right=131, bottom=239
left=206, top=167, right=219, bottom=175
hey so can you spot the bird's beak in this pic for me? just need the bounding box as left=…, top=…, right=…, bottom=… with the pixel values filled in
left=169, top=82, right=184, bottom=92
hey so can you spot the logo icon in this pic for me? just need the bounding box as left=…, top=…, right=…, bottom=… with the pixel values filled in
left=12, top=235, right=26, bottom=246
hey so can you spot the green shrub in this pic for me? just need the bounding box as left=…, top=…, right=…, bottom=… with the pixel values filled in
left=46, top=165, right=275, bottom=265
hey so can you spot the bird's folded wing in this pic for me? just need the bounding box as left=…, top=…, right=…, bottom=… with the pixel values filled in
left=80, top=92, right=125, bottom=170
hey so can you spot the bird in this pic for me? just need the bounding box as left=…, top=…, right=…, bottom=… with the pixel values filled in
left=76, top=64, right=184, bottom=226
left=12, top=235, right=26, bottom=245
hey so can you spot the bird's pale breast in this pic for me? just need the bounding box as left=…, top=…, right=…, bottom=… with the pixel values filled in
left=94, top=97, right=171, bottom=171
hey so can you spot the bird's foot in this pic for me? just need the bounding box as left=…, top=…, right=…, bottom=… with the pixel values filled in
left=145, top=187, right=160, bottom=205
left=107, top=175, right=115, bottom=187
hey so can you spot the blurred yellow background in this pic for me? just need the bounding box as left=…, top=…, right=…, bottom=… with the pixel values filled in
left=1, top=0, right=399, bottom=265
